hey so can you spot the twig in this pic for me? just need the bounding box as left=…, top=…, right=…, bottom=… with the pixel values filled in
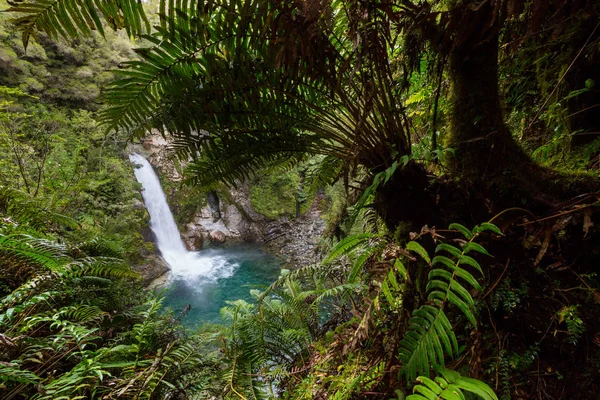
left=483, top=258, right=510, bottom=299
left=527, top=20, right=600, bottom=132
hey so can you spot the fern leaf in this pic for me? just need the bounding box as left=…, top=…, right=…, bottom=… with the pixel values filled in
left=6, top=0, right=149, bottom=48
left=462, top=242, right=491, bottom=256
left=0, top=186, right=78, bottom=230
left=449, top=223, right=473, bottom=239
left=0, top=363, right=40, bottom=385
left=407, top=369, right=498, bottom=400
left=322, top=233, right=376, bottom=264
left=406, top=241, right=431, bottom=264
left=435, top=243, right=462, bottom=257
left=474, top=222, right=502, bottom=235
left=399, top=305, right=458, bottom=381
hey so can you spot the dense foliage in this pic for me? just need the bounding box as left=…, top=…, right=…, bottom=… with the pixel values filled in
left=1, top=0, right=599, bottom=399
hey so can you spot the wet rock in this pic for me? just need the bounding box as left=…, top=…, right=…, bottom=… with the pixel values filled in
left=209, top=230, right=226, bottom=244
left=141, top=226, right=156, bottom=243
left=147, top=271, right=170, bottom=290
left=132, top=199, right=146, bottom=211
left=134, top=255, right=170, bottom=286
left=207, top=190, right=221, bottom=222
left=183, top=233, right=204, bottom=251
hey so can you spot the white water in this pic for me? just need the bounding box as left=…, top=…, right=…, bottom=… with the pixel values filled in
left=129, top=153, right=236, bottom=282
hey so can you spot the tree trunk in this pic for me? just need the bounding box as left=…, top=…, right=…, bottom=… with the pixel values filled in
left=447, top=28, right=598, bottom=213
left=448, top=31, right=531, bottom=185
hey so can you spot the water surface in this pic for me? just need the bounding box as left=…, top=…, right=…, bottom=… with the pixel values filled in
left=129, top=153, right=280, bottom=328
left=161, top=244, right=281, bottom=327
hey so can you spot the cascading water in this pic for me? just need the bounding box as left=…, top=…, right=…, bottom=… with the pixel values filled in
left=129, top=153, right=232, bottom=280
left=129, top=153, right=281, bottom=325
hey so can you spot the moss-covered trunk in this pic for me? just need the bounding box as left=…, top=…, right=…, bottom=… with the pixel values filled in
left=448, top=31, right=532, bottom=185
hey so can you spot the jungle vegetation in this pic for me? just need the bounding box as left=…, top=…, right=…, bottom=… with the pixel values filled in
left=1, top=0, right=599, bottom=399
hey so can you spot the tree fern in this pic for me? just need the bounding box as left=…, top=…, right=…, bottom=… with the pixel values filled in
left=6, top=0, right=414, bottom=188
left=6, top=0, right=149, bottom=47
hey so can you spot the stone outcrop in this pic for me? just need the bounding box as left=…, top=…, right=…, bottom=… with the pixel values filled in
left=131, top=130, right=326, bottom=273
left=262, top=199, right=326, bottom=267
left=182, top=229, right=204, bottom=251
left=134, top=254, right=170, bottom=287
left=209, top=230, right=226, bottom=244
left=140, top=131, right=183, bottom=182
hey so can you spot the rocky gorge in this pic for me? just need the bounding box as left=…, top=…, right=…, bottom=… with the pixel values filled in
left=130, top=131, right=326, bottom=285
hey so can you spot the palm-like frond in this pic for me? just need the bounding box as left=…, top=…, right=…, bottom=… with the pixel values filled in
left=7, top=0, right=412, bottom=186
left=5, top=0, right=149, bottom=47
left=0, top=186, right=78, bottom=230
left=96, top=1, right=409, bottom=185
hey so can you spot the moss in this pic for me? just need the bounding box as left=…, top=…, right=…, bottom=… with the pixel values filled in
left=250, top=168, right=316, bottom=220
left=159, top=176, right=208, bottom=227
left=250, top=172, right=298, bottom=219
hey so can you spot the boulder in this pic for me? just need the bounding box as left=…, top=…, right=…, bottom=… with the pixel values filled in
left=134, top=255, right=170, bottom=286
left=132, top=199, right=146, bottom=211
left=209, top=230, right=226, bottom=244
left=183, top=233, right=204, bottom=251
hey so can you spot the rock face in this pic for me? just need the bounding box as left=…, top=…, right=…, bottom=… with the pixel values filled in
left=140, top=131, right=183, bottom=182
left=134, top=255, right=170, bottom=286
left=207, top=190, right=221, bottom=221
left=131, top=130, right=326, bottom=271
left=183, top=232, right=203, bottom=251
left=181, top=223, right=204, bottom=251
left=209, top=230, right=227, bottom=244
left=262, top=198, right=326, bottom=267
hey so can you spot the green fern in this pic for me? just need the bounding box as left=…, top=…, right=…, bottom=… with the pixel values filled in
left=399, top=223, right=500, bottom=381
left=0, top=363, right=40, bottom=386
left=6, top=0, right=149, bottom=48
left=399, top=305, right=459, bottom=381
left=0, top=186, right=78, bottom=230
left=322, top=232, right=378, bottom=265
left=407, top=368, right=498, bottom=400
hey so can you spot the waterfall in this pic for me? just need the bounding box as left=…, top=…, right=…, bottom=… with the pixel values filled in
left=129, top=153, right=234, bottom=281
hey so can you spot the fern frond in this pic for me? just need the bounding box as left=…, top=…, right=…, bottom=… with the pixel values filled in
left=0, top=186, right=78, bottom=230
left=322, top=233, right=378, bottom=264
left=399, top=305, right=458, bottom=381
left=399, top=224, right=500, bottom=382
left=0, top=363, right=40, bottom=385
left=6, top=0, right=149, bottom=48
left=407, top=368, right=498, bottom=400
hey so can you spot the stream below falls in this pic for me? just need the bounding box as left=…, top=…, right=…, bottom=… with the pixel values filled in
left=129, top=153, right=281, bottom=327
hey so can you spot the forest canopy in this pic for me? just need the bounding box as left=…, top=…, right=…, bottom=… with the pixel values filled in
left=1, top=0, right=599, bottom=399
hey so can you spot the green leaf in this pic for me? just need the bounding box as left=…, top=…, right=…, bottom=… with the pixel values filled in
left=406, top=241, right=431, bottom=264
left=394, top=259, right=408, bottom=280
left=453, top=377, right=499, bottom=400
left=462, top=242, right=491, bottom=257
left=475, top=222, right=502, bottom=235
left=457, top=255, right=483, bottom=274
left=449, top=223, right=473, bottom=239
left=408, top=370, right=497, bottom=400
left=432, top=255, right=455, bottom=269
left=435, top=243, right=462, bottom=257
